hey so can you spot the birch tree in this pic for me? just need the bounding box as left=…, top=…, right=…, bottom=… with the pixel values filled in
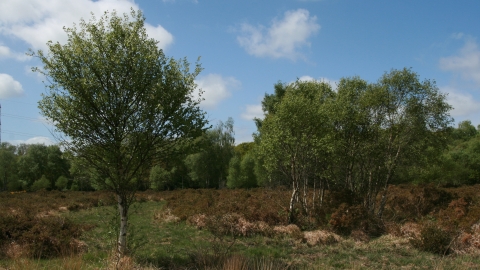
left=258, top=80, right=334, bottom=223
left=32, top=10, right=207, bottom=255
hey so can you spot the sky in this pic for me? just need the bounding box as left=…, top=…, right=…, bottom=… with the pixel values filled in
left=0, top=0, right=479, bottom=146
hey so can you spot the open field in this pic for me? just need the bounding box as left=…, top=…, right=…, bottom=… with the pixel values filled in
left=2, top=185, right=480, bottom=269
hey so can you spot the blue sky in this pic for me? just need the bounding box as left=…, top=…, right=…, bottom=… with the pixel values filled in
left=0, top=0, right=479, bottom=145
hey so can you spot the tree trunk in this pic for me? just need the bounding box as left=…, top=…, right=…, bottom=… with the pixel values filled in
left=117, top=194, right=129, bottom=256
left=288, top=181, right=299, bottom=224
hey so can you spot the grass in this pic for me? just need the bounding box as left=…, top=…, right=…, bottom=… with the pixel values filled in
left=47, top=201, right=480, bottom=269
left=2, top=187, right=480, bottom=269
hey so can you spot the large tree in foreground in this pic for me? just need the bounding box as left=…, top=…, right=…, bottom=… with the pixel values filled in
left=32, top=10, right=207, bottom=255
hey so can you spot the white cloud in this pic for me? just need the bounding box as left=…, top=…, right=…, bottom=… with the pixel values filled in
left=0, top=73, right=24, bottom=98
left=241, top=104, right=264, bottom=120
left=194, top=74, right=240, bottom=109
left=234, top=126, right=255, bottom=144
left=8, top=137, right=56, bottom=146
left=0, top=45, right=10, bottom=57
left=0, top=0, right=173, bottom=51
left=439, top=39, right=480, bottom=86
left=0, top=44, right=30, bottom=61
left=144, top=24, right=173, bottom=49
left=237, top=9, right=320, bottom=60
left=441, top=86, right=480, bottom=117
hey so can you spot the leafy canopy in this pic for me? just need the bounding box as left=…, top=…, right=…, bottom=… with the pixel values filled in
left=33, top=9, right=207, bottom=192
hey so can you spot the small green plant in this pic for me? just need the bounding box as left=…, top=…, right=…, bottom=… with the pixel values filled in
left=411, top=224, right=453, bottom=255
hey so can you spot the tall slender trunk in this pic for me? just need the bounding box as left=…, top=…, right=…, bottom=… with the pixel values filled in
left=302, top=177, right=308, bottom=216
left=117, top=194, right=129, bottom=256
left=288, top=181, right=299, bottom=224
left=320, top=184, right=325, bottom=207
left=312, top=178, right=316, bottom=211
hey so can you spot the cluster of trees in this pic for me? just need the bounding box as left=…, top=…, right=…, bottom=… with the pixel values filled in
left=16, top=8, right=477, bottom=255
left=401, top=120, right=480, bottom=186
left=253, top=69, right=453, bottom=220
left=4, top=115, right=478, bottom=196
left=0, top=143, right=69, bottom=191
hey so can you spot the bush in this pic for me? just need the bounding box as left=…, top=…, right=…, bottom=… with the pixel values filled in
left=0, top=211, right=84, bottom=258
left=55, top=175, right=69, bottom=190
left=329, top=203, right=384, bottom=237
left=410, top=224, right=453, bottom=255
left=31, top=175, right=51, bottom=191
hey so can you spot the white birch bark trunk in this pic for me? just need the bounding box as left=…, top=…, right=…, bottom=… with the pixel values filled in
left=117, top=194, right=128, bottom=256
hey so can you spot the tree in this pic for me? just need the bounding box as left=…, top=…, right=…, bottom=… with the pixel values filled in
left=0, top=143, right=18, bottom=191
left=258, top=80, right=334, bottom=223
left=255, top=69, right=452, bottom=222
left=372, top=68, right=453, bottom=216
left=149, top=165, right=176, bottom=191
left=55, top=175, right=69, bottom=190
left=227, top=152, right=257, bottom=189
left=452, top=120, right=477, bottom=141
left=17, top=144, right=70, bottom=190
left=185, top=118, right=235, bottom=188
left=33, top=10, right=207, bottom=255
left=327, top=77, right=383, bottom=208
left=31, top=175, right=51, bottom=191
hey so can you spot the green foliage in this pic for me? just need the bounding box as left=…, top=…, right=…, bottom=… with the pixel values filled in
left=55, top=175, right=69, bottom=190
left=31, top=175, right=51, bottom=191
left=258, top=79, right=335, bottom=222
left=226, top=155, right=241, bottom=188
left=255, top=69, right=453, bottom=219
left=234, top=142, right=255, bottom=158
left=240, top=153, right=257, bottom=188
left=185, top=118, right=235, bottom=188
left=16, top=144, right=70, bottom=190
left=0, top=143, right=18, bottom=192
left=227, top=153, right=257, bottom=189
left=452, top=120, right=477, bottom=141
left=409, top=128, right=480, bottom=186
left=68, top=154, right=96, bottom=191
left=32, top=9, right=207, bottom=254
left=253, top=81, right=288, bottom=130
left=150, top=165, right=176, bottom=191
left=7, top=178, right=23, bottom=192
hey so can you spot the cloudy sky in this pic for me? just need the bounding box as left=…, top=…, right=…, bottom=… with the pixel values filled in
left=0, top=0, right=479, bottom=145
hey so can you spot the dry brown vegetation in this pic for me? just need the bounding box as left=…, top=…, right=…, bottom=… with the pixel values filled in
left=159, top=185, right=480, bottom=255
left=1, top=184, right=480, bottom=268
left=0, top=191, right=116, bottom=259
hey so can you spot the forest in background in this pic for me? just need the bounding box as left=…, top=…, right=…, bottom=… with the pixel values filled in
left=1, top=69, right=477, bottom=194
left=0, top=85, right=478, bottom=193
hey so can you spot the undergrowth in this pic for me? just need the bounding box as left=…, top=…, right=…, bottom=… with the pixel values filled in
left=1, top=185, right=480, bottom=269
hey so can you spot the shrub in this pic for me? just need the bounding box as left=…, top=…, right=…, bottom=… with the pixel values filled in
left=329, top=203, right=384, bottom=237
left=384, top=184, right=453, bottom=221
left=303, top=230, right=340, bottom=246
left=410, top=224, right=453, bottom=255
left=0, top=212, right=84, bottom=258
left=31, top=175, right=51, bottom=191
left=55, top=175, right=69, bottom=190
